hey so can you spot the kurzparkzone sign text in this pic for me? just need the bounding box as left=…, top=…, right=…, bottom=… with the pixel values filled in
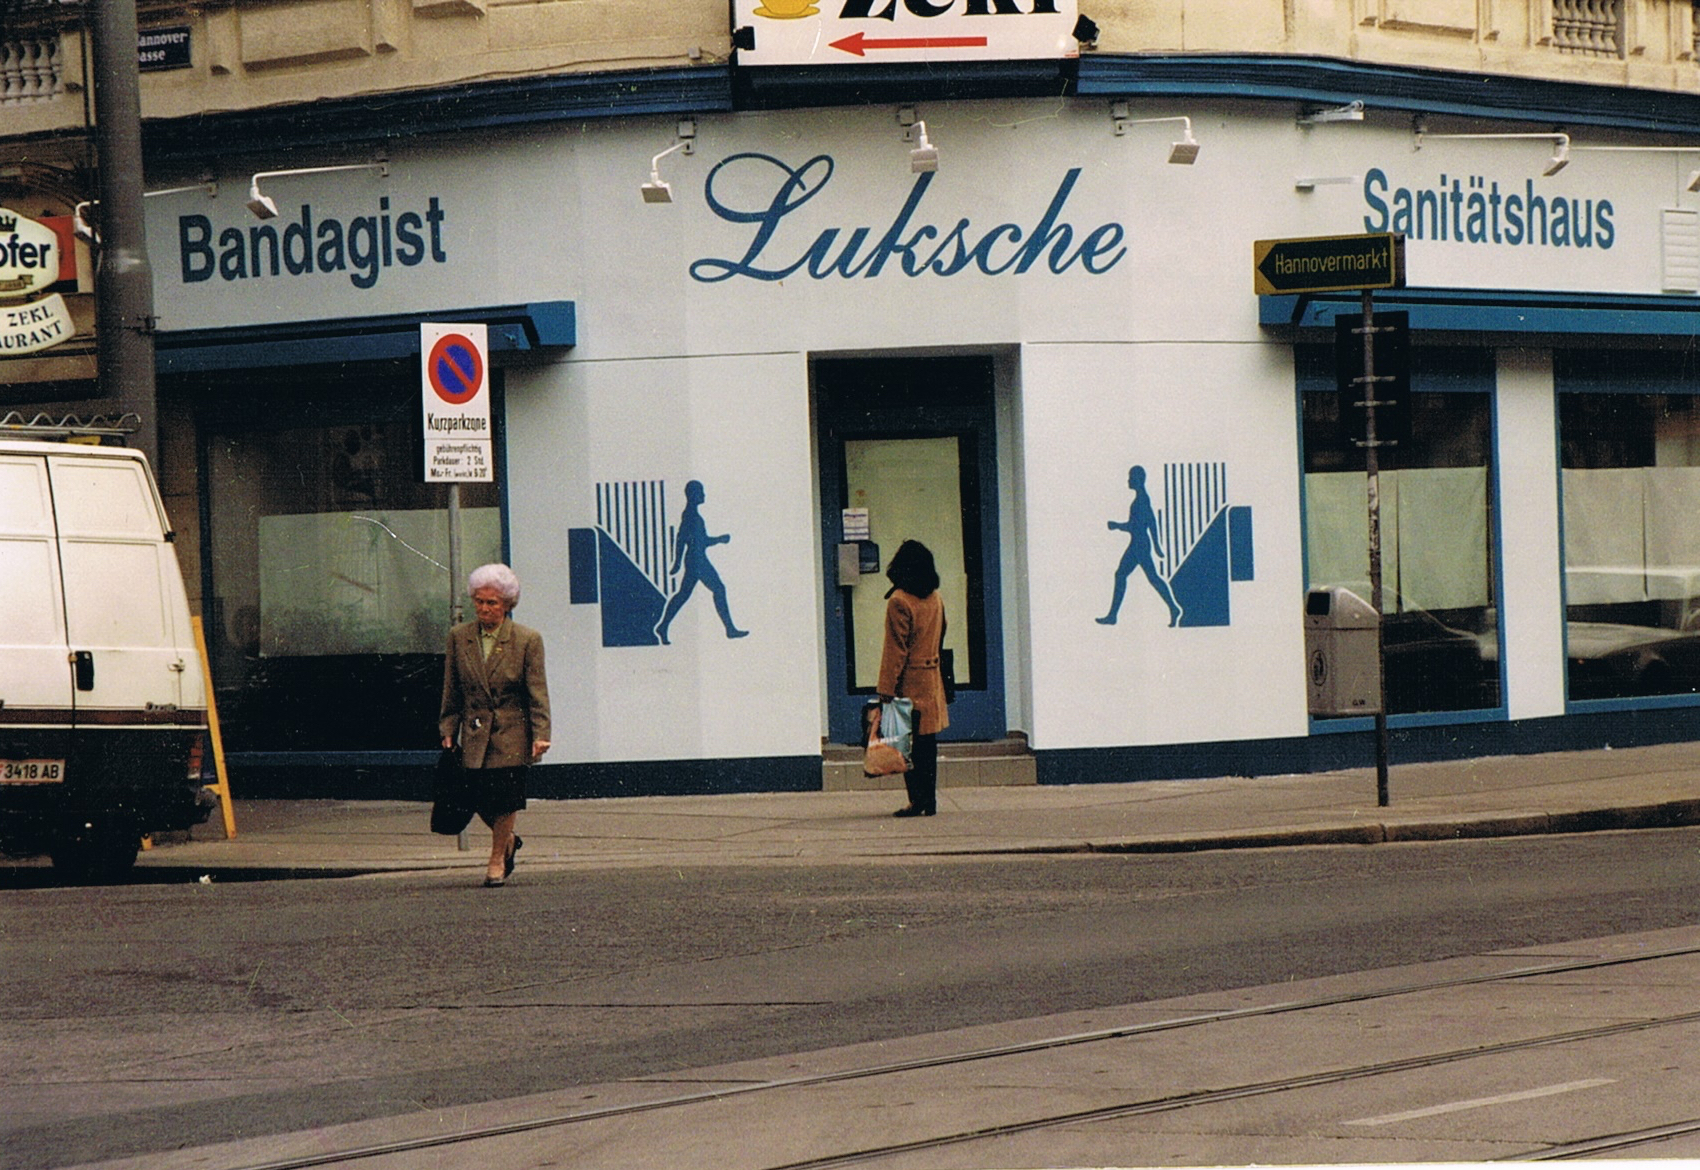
left=733, top=0, right=1077, bottom=67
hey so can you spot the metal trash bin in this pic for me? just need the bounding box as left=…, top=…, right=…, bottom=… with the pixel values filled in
left=1304, top=587, right=1381, bottom=715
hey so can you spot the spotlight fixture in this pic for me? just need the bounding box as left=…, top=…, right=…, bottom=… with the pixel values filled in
left=1413, top=130, right=1571, bottom=177
left=245, top=181, right=278, bottom=219
left=909, top=121, right=939, bottom=174
left=640, top=119, right=697, bottom=204
left=1297, top=101, right=1365, bottom=126
left=896, top=108, right=938, bottom=174
left=245, top=159, right=389, bottom=220
left=1109, top=106, right=1199, bottom=164
left=1071, top=14, right=1100, bottom=47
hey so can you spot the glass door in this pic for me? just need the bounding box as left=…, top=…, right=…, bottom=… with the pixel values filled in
left=815, top=356, right=1005, bottom=743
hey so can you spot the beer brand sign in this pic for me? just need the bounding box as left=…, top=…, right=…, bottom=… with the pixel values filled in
left=0, top=208, right=71, bottom=355
left=0, top=208, right=60, bottom=299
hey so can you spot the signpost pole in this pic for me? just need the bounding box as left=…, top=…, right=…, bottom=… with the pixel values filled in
left=447, top=482, right=466, bottom=851
left=448, top=484, right=464, bottom=627
left=422, top=322, right=489, bottom=855
left=1358, top=289, right=1392, bottom=808
left=1253, top=232, right=1403, bottom=807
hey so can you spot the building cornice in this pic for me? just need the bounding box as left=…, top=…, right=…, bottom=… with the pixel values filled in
left=1075, top=54, right=1700, bottom=135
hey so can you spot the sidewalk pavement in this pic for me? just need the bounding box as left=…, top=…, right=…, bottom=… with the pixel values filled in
left=132, top=740, right=1700, bottom=878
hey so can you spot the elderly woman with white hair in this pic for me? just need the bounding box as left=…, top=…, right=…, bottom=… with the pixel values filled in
left=439, top=563, right=552, bottom=886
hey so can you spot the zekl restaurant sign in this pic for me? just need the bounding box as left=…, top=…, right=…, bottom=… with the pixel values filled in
left=0, top=208, right=74, bottom=356
left=733, top=0, right=1079, bottom=67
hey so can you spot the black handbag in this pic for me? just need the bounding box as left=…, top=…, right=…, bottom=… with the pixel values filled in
left=429, top=747, right=475, bottom=835
left=939, top=612, right=956, bottom=704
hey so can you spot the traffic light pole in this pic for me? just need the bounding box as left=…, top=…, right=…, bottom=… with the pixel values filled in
left=1357, top=288, right=1392, bottom=808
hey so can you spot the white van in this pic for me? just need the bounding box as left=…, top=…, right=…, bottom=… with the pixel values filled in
left=0, top=434, right=212, bottom=880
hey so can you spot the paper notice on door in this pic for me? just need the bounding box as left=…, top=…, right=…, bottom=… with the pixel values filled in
left=841, top=508, right=870, bottom=541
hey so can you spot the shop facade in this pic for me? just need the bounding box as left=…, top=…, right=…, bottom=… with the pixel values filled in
left=141, top=74, right=1700, bottom=797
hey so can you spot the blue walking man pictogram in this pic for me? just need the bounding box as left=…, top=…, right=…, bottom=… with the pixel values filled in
left=655, top=480, right=748, bottom=644
left=1098, top=465, right=1184, bottom=628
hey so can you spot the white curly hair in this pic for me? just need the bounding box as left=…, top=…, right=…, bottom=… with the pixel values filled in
left=467, top=563, right=521, bottom=607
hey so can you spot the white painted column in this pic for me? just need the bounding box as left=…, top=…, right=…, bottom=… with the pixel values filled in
left=1494, top=349, right=1567, bottom=720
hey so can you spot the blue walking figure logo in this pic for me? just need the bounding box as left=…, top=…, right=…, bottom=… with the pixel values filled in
left=655, top=480, right=748, bottom=644
left=1098, top=465, right=1184, bottom=628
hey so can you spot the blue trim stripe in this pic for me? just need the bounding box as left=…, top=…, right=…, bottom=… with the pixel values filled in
left=156, top=301, right=574, bottom=372
left=1077, top=54, right=1700, bottom=135
left=146, top=68, right=733, bottom=159
left=1263, top=289, right=1700, bottom=338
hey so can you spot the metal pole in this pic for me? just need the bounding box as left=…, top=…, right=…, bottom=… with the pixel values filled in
left=447, top=482, right=466, bottom=851
left=89, top=0, right=158, bottom=465
left=1361, top=289, right=1392, bottom=808
left=448, top=483, right=464, bottom=625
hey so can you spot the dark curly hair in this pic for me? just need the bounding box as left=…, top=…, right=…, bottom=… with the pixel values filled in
left=884, top=539, right=940, bottom=599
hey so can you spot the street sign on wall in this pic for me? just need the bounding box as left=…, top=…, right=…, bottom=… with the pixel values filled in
left=421, top=323, right=493, bottom=483
left=733, top=0, right=1079, bottom=68
left=1253, top=233, right=1405, bottom=296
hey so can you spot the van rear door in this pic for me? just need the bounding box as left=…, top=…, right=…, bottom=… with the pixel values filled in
left=0, top=451, right=72, bottom=777
left=48, top=452, right=193, bottom=717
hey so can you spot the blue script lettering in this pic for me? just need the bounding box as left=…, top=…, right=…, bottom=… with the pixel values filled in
left=689, top=153, right=1125, bottom=283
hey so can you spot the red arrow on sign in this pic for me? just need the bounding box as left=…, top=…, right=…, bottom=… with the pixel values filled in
left=830, top=31, right=990, bottom=56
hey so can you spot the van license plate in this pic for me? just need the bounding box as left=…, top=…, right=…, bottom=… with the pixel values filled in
left=2, top=759, right=65, bottom=783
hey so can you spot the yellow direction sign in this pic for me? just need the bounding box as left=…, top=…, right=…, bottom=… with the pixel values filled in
left=1253, top=232, right=1405, bottom=296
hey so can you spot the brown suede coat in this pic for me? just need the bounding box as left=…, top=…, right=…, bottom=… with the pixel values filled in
left=439, top=618, right=552, bottom=769
left=877, top=588, right=951, bottom=736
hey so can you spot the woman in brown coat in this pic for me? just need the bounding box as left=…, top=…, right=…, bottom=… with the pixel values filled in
left=877, top=540, right=950, bottom=817
left=439, top=563, right=552, bottom=886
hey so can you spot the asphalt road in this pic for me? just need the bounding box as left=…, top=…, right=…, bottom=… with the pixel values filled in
left=6, top=827, right=1700, bottom=1169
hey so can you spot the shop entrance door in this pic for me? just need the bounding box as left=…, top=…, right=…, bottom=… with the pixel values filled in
left=815, top=356, right=1005, bottom=744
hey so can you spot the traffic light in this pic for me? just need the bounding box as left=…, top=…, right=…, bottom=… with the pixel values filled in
left=1334, top=311, right=1410, bottom=448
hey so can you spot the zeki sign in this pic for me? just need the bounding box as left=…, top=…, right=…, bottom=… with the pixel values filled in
left=733, top=0, right=1078, bottom=67
left=421, top=323, right=492, bottom=482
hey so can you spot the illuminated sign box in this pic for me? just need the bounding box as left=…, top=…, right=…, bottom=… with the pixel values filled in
left=732, top=0, right=1079, bottom=67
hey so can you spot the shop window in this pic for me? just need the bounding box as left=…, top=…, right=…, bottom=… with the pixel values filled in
left=1558, top=351, right=1700, bottom=702
left=187, top=362, right=501, bottom=753
left=1300, top=346, right=1501, bottom=716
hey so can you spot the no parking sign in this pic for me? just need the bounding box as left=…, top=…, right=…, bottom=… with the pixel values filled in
left=421, top=323, right=492, bottom=482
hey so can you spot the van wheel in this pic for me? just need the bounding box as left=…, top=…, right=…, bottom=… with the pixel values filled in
left=50, top=819, right=141, bottom=884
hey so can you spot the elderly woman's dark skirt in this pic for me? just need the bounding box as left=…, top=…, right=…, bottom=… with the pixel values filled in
left=473, top=766, right=528, bottom=825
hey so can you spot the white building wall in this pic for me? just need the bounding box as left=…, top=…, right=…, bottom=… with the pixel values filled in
left=506, top=351, right=821, bottom=763
left=1019, top=340, right=1308, bottom=748
left=145, top=97, right=1700, bottom=767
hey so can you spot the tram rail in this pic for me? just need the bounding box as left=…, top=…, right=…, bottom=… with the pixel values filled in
left=217, top=941, right=1700, bottom=1170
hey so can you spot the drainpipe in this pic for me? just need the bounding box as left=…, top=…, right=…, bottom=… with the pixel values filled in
left=89, top=0, right=158, bottom=464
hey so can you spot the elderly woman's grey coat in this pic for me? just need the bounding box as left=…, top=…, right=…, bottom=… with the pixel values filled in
left=438, top=619, right=552, bottom=769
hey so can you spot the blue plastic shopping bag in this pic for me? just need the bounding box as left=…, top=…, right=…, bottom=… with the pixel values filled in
left=862, top=698, right=914, bottom=777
